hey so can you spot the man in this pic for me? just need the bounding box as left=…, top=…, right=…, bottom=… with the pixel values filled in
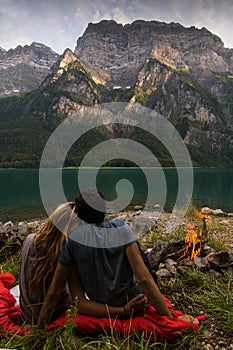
left=37, top=188, right=188, bottom=327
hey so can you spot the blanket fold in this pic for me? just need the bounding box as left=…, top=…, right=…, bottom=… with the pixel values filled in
left=0, top=272, right=205, bottom=341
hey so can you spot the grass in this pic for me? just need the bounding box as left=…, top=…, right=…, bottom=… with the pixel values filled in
left=0, top=214, right=233, bottom=349
left=1, top=258, right=232, bottom=349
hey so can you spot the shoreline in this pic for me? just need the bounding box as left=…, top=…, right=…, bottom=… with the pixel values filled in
left=1, top=206, right=233, bottom=254
left=1, top=204, right=233, bottom=227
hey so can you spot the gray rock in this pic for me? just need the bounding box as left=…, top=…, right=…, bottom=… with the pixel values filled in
left=180, top=258, right=194, bottom=267
left=203, top=344, right=214, bottom=350
left=165, top=258, right=177, bottom=266
left=206, top=251, right=233, bottom=269
left=158, top=262, right=166, bottom=269
left=193, top=256, right=210, bottom=272
left=212, top=209, right=227, bottom=217
left=134, top=205, right=144, bottom=211
left=156, top=268, right=172, bottom=279
left=146, top=238, right=185, bottom=269
left=164, top=263, right=177, bottom=275
left=4, top=221, right=14, bottom=227
left=201, top=207, right=213, bottom=215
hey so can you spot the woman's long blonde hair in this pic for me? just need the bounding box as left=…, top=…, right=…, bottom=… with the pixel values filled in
left=29, top=202, right=77, bottom=301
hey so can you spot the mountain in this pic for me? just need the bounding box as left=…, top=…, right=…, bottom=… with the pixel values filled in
left=0, top=42, right=59, bottom=96
left=0, top=20, right=233, bottom=168
left=74, top=20, right=233, bottom=90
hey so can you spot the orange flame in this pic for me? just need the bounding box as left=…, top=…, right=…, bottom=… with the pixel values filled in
left=185, top=212, right=207, bottom=259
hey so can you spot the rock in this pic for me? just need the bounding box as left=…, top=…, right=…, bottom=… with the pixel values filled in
left=135, top=210, right=142, bottom=215
left=153, top=204, right=162, bottom=211
left=0, top=219, right=42, bottom=263
left=158, top=262, right=166, bottom=269
left=4, top=221, right=14, bottom=227
left=164, top=258, right=177, bottom=274
left=134, top=205, right=144, bottom=211
left=130, top=211, right=158, bottom=235
left=227, top=266, right=233, bottom=277
left=203, top=245, right=215, bottom=254
left=146, top=238, right=185, bottom=269
left=145, top=248, right=153, bottom=254
left=164, top=263, right=177, bottom=275
left=203, top=344, right=214, bottom=350
left=206, top=251, right=233, bottom=269
left=193, top=256, right=210, bottom=272
left=27, top=221, right=40, bottom=229
left=201, top=207, right=213, bottom=215
left=212, top=209, right=227, bottom=217
left=165, top=258, right=177, bottom=266
left=180, top=258, right=194, bottom=267
left=219, top=219, right=230, bottom=225
left=18, top=221, right=25, bottom=226
left=156, top=268, right=172, bottom=279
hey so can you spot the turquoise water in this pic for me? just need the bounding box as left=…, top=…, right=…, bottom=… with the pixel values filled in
left=0, top=168, right=232, bottom=222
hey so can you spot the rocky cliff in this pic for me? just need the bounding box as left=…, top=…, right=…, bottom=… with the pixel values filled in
left=75, top=20, right=233, bottom=90
left=0, top=42, right=59, bottom=96
left=0, top=20, right=233, bottom=167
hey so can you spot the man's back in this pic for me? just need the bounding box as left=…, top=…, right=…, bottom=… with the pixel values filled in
left=58, top=219, right=141, bottom=306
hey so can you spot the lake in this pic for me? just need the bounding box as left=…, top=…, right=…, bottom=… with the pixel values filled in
left=0, top=168, right=233, bottom=223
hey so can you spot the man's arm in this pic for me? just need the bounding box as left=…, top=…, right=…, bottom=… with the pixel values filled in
left=126, top=242, right=172, bottom=317
left=68, top=267, right=147, bottom=317
left=126, top=242, right=199, bottom=324
left=37, top=262, right=72, bottom=328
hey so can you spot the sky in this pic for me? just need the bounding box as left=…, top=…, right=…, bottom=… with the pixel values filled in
left=0, top=0, right=233, bottom=53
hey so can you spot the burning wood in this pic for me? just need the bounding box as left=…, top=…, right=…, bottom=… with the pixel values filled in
left=185, top=214, right=208, bottom=259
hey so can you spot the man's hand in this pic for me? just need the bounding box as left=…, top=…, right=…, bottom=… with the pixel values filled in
left=125, top=293, right=147, bottom=316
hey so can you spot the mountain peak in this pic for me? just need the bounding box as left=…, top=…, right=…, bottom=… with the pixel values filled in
left=61, top=48, right=77, bottom=62
left=0, top=41, right=59, bottom=96
left=47, top=48, right=89, bottom=84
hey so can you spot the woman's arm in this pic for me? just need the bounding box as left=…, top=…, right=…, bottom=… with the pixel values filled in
left=126, top=242, right=172, bottom=317
left=68, top=267, right=147, bottom=318
left=37, top=262, right=72, bottom=327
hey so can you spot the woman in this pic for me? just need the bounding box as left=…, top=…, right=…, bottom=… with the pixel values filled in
left=19, top=202, right=75, bottom=323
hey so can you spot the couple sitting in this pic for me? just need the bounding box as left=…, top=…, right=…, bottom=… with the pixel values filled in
left=19, top=188, right=198, bottom=328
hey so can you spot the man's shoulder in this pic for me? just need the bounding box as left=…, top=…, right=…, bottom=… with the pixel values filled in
left=102, top=218, right=126, bottom=228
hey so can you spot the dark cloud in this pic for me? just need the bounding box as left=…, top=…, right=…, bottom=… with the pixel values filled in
left=0, top=0, right=232, bottom=53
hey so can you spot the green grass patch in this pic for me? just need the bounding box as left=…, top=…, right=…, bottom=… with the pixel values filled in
left=0, top=215, right=233, bottom=349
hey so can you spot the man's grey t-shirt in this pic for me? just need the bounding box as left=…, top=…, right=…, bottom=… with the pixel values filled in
left=58, top=219, right=141, bottom=306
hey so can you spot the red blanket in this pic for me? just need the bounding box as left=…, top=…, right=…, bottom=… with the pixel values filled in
left=0, top=272, right=205, bottom=341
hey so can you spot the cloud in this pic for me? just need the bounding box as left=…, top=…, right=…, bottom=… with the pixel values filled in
left=111, top=7, right=132, bottom=23
left=75, top=7, right=82, bottom=18
left=0, top=0, right=233, bottom=53
left=92, top=5, right=132, bottom=24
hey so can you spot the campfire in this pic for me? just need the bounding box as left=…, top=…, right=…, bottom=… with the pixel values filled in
left=144, top=207, right=233, bottom=279
left=184, top=213, right=208, bottom=260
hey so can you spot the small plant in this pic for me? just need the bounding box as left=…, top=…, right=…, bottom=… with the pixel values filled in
left=0, top=251, right=20, bottom=281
